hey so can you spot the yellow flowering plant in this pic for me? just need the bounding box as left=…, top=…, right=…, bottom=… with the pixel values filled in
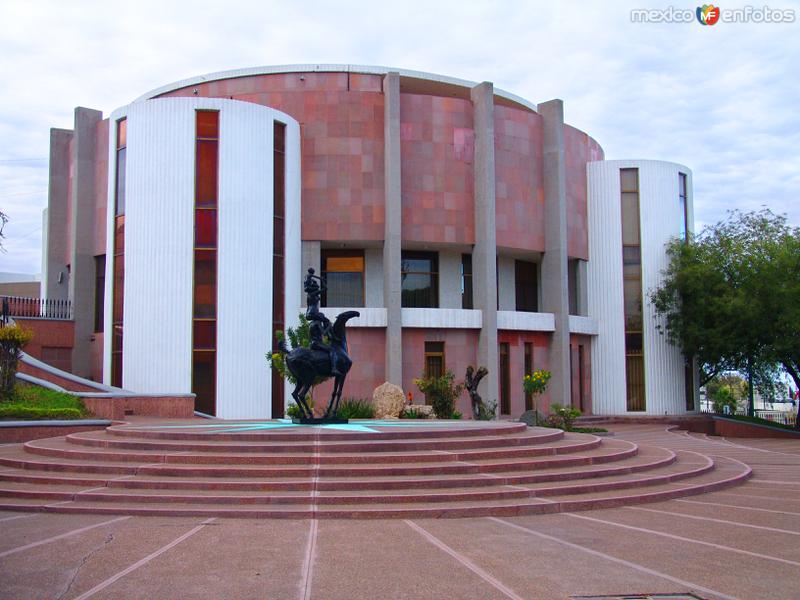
left=522, top=370, right=551, bottom=396
left=522, top=369, right=551, bottom=426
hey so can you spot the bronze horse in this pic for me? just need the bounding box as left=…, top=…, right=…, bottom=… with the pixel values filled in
left=280, top=310, right=360, bottom=419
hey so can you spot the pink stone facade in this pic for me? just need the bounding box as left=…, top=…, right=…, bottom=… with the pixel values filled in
left=494, top=105, right=545, bottom=252
left=160, top=73, right=387, bottom=242
left=498, top=331, right=552, bottom=416
left=565, top=125, right=605, bottom=260
left=400, top=95, right=475, bottom=245
left=402, top=329, right=479, bottom=417
left=40, top=67, right=617, bottom=420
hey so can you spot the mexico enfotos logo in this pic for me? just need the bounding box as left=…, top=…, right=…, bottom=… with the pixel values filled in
left=631, top=5, right=796, bottom=23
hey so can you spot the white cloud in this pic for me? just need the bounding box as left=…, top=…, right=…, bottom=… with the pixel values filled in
left=1, top=0, right=798, bottom=273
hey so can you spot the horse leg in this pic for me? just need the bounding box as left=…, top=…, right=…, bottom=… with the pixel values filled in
left=323, top=381, right=338, bottom=419
left=294, top=381, right=312, bottom=419
left=332, top=374, right=346, bottom=418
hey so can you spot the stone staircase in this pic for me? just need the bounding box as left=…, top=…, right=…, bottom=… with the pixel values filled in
left=0, top=420, right=750, bottom=518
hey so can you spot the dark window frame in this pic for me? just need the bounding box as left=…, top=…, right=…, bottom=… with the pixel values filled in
left=401, top=251, right=439, bottom=308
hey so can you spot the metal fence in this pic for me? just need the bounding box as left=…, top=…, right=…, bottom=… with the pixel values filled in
left=1, top=296, right=73, bottom=321
left=701, top=406, right=797, bottom=427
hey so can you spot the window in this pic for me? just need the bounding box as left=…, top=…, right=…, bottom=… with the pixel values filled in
left=568, top=259, right=580, bottom=316
left=499, top=342, right=510, bottom=415
left=192, top=111, right=219, bottom=416
left=461, top=253, right=473, bottom=309
left=424, top=342, right=445, bottom=405
left=620, top=168, right=645, bottom=411
left=94, top=255, right=105, bottom=333
left=515, top=260, right=538, bottom=312
left=272, top=122, right=286, bottom=418
left=111, top=118, right=127, bottom=387
left=402, top=252, right=438, bottom=308
left=524, top=342, right=533, bottom=411
left=322, top=250, right=365, bottom=307
left=679, top=173, right=689, bottom=242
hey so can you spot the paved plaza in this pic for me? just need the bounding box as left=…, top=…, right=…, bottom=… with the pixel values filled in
left=1, top=424, right=799, bottom=600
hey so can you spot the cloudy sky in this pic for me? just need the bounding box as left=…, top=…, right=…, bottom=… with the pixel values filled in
left=1, top=0, right=798, bottom=274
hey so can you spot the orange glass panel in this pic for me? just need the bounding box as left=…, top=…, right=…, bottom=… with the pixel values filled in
left=196, top=111, right=219, bottom=139
left=195, top=141, right=218, bottom=206
left=117, top=119, right=127, bottom=149
left=114, top=216, right=125, bottom=254
left=113, top=254, right=124, bottom=320
left=195, top=209, right=217, bottom=247
left=194, top=249, right=216, bottom=318
left=326, top=256, right=364, bottom=272
left=193, top=320, right=216, bottom=349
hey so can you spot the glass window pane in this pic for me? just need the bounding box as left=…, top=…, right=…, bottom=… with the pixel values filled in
left=115, top=147, right=126, bottom=216
left=117, top=119, right=127, bottom=149
left=195, top=209, right=217, bottom=247
left=402, top=273, right=435, bottom=307
left=194, top=250, right=217, bottom=318
left=620, top=168, right=638, bottom=192
left=114, top=216, right=125, bottom=254
left=196, top=111, right=219, bottom=139
left=326, top=256, right=365, bottom=272
left=195, top=141, right=218, bottom=206
left=621, top=193, right=640, bottom=245
left=192, top=351, right=216, bottom=415
left=402, top=258, right=433, bottom=273
left=326, top=272, right=364, bottom=307
left=515, top=260, right=538, bottom=312
left=113, top=254, right=124, bottom=319
left=623, top=246, right=641, bottom=265
left=193, top=320, right=216, bottom=349
left=626, top=355, right=646, bottom=411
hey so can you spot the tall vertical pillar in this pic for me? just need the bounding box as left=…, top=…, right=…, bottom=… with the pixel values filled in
left=44, top=128, right=73, bottom=301
left=69, top=107, right=103, bottom=378
left=383, top=72, right=403, bottom=386
left=539, top=99, right=572, bottom=406
left=470, top=82, right=498, bottom=404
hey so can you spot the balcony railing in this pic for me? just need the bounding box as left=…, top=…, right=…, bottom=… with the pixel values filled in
left=2, top=296, right=73, bottom=321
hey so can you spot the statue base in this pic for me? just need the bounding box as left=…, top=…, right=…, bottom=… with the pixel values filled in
left=292, top=417, right=349, bottom=425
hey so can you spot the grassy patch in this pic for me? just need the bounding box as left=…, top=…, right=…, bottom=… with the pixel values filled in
left=0, top=386, right=89, bottom=420
left=570, top=426, right=609, bottom=434
left=335, top=398, right=375, bottom=419
left=718, top=414, right=798, bottom=432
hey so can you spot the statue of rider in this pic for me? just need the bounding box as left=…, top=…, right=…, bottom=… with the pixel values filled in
left=304, top=268, right=341, bottom=376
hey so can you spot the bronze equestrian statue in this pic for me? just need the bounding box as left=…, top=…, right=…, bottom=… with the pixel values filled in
left=279, top=268, right=359, bottom=421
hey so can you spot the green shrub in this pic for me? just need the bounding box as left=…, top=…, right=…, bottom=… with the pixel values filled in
left=286, top=395, right=314, bottom=419
left=414, top=371, right=464, bottom=419
left=400, top=407, right=429, bottom=419
left=544, top=403, right=582, bottom=431
left=0, top=324, right=34, bottom=398
left=0, top=405, right=84, bottom=420
left=451, top=410, right=462, bottom=420
left=571, top=426, right=609, bottom=434
left=336, top=398, right=375, bottom=419
left=475, top=399, right=497, bottom=421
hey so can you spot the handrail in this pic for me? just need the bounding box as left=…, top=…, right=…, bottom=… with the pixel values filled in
left=1, top=295, right=72, bottom=320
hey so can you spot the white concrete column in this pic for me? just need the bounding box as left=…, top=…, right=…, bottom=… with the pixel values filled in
left=383, top=72, right=403, bottom=386
left=470, top=82, right=499, bottom=405
left=539, top=99, right=571, bottom=407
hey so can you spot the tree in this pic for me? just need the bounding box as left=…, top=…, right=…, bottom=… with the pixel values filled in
left=651, top=209, right=800, bottom=398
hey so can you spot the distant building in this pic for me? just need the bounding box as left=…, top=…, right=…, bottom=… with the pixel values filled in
left=38, top=65, right=696, bottom=419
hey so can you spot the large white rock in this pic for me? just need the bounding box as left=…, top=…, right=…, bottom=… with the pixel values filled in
left=372, top=382, right=406, bottom=419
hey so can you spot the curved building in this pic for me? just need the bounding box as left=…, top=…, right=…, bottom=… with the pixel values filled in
left=39, top=65, right=697, bottom=419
